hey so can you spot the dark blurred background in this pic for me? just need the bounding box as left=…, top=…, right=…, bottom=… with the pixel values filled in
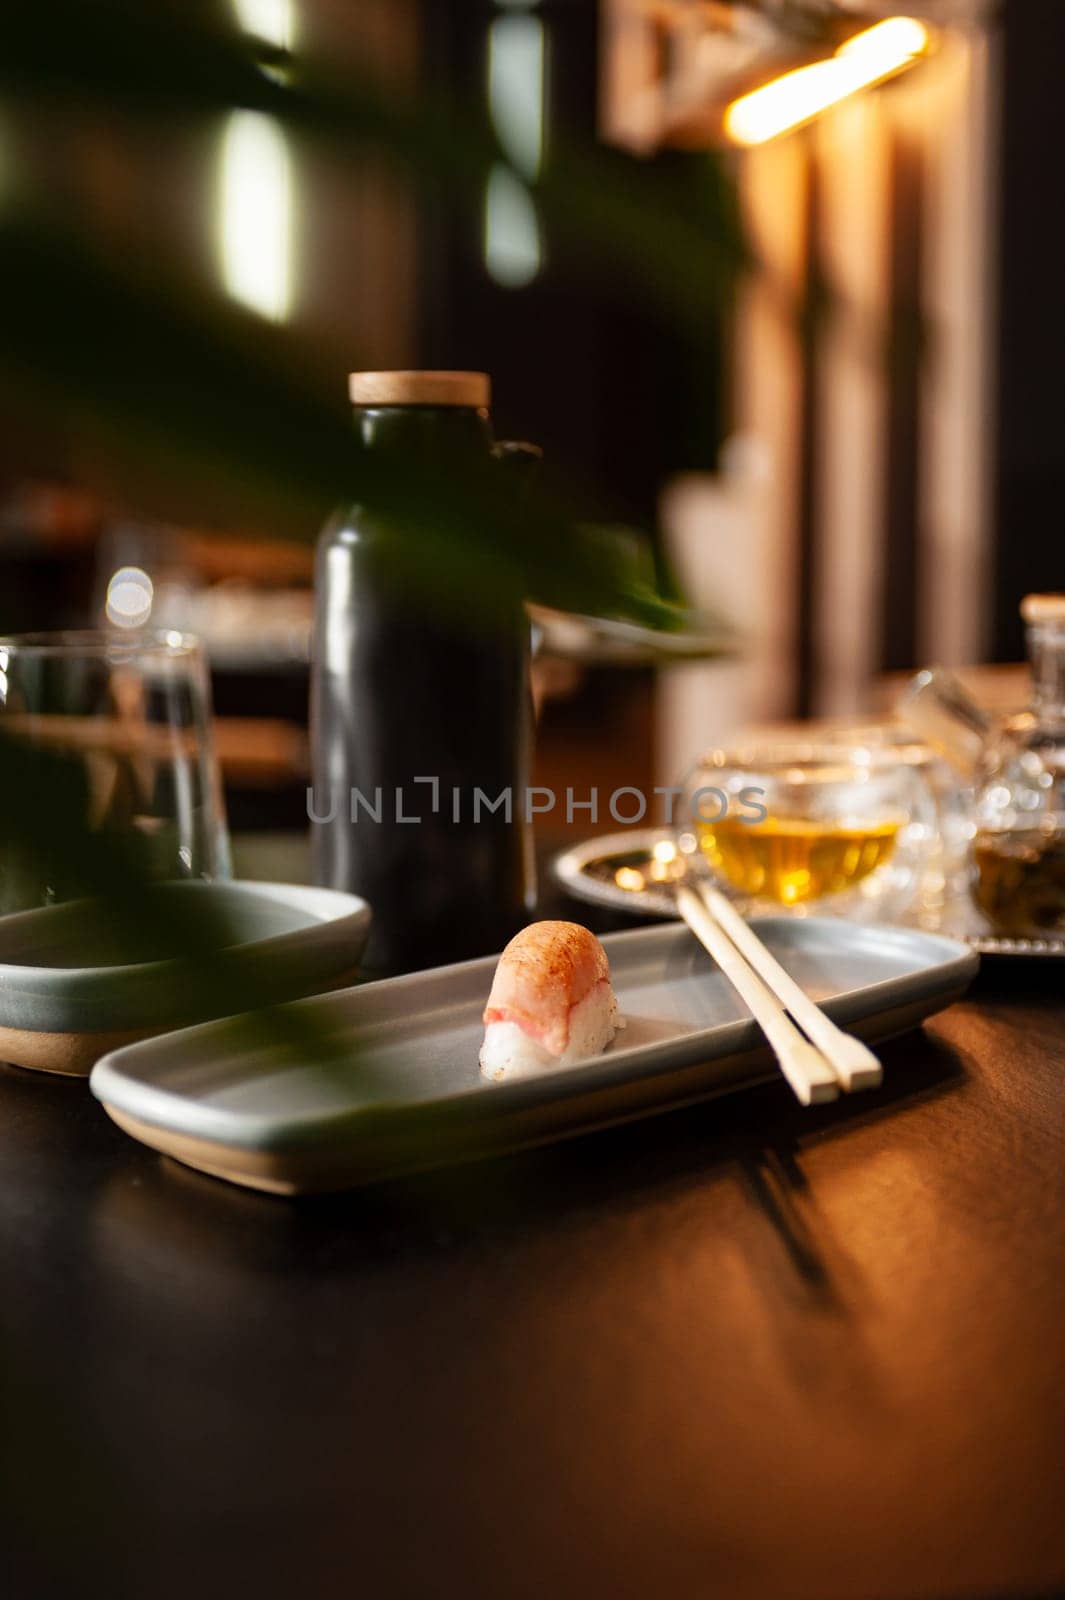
left=1, top=0, right=1061, bottom=836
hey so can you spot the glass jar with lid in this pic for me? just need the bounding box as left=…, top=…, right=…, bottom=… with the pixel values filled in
left=901, top=594, right=1065, bottom=938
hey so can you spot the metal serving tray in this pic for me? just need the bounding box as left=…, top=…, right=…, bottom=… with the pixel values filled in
left=552, top=828, right=1065, bottom=959
left=91, top=919, right=978, bottom=1195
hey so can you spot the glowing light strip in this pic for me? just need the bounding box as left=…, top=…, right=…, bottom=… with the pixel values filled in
left=484, top=164, right=543, bottom=288
left=488, top=13, right=545, bottom=180
left=232, top=0, right=294, bottom=51
left=218, top=110, right=293, bottom=321
left=484, top=9, right=546, bottom=287
left=724, top=17, right=929, bottom=147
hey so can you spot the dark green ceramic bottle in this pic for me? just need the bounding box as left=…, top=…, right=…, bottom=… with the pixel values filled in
left=310, top=371, right=537, bottom=974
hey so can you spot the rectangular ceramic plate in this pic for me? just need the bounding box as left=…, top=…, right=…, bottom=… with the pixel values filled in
left=91, top=918, right=978, bottom=1194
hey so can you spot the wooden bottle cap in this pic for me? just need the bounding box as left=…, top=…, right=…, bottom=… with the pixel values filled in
left=1020, top=594, right=1065, bottom=624
left=348, top=371, right=490, bottom=408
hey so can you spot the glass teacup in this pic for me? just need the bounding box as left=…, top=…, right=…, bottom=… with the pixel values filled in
left=680, top=742, right=934, bottom=919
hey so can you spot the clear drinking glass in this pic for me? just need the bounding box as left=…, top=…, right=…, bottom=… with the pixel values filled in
left=0, top=630, right=230, bottom=913
left=680, top=742, right=934, bottom=920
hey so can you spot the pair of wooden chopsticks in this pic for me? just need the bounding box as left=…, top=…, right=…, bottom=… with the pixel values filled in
left=675, top=880, right=882, bottom=1106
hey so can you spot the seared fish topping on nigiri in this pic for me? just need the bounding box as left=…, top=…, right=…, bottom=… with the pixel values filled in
left=479, top=920, right=618, bottom=1081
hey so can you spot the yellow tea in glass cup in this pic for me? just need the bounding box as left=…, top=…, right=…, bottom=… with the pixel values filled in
left=681, top=745, right=932, bottom=918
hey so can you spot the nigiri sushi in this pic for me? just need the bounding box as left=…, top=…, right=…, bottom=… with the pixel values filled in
left=479, top=920, right=619, bottom=1081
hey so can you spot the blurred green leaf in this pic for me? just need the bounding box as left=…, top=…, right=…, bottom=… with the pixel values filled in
left=2, top=1, right=748, bottom=626
left=0, top=722, right=360, bottom=1065
left=0, top=203, right=692, bottom=627
left=0, top=0, right=736, bottom=1087
left=3, top=0, right=748, bottom=331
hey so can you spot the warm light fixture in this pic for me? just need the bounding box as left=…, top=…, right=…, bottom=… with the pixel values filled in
left=724, top=17, right=929, bottom=146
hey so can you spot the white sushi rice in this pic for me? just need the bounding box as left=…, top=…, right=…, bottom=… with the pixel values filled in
left=479, top=983, right=619, bottom=1082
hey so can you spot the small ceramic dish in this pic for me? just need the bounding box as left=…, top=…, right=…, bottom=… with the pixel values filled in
left=0, top=881, right=370, bottom=1076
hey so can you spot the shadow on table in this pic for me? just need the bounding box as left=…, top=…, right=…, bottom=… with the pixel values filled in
left=0, top=1015, right=971, bottom=1593
left=969, top=954, right=1065, bottom=1002
left=51, top=1019, right=967, bottom=1292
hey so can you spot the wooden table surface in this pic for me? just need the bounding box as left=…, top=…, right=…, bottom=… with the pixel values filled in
left=0, top=912, right=1062, bottom=1598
